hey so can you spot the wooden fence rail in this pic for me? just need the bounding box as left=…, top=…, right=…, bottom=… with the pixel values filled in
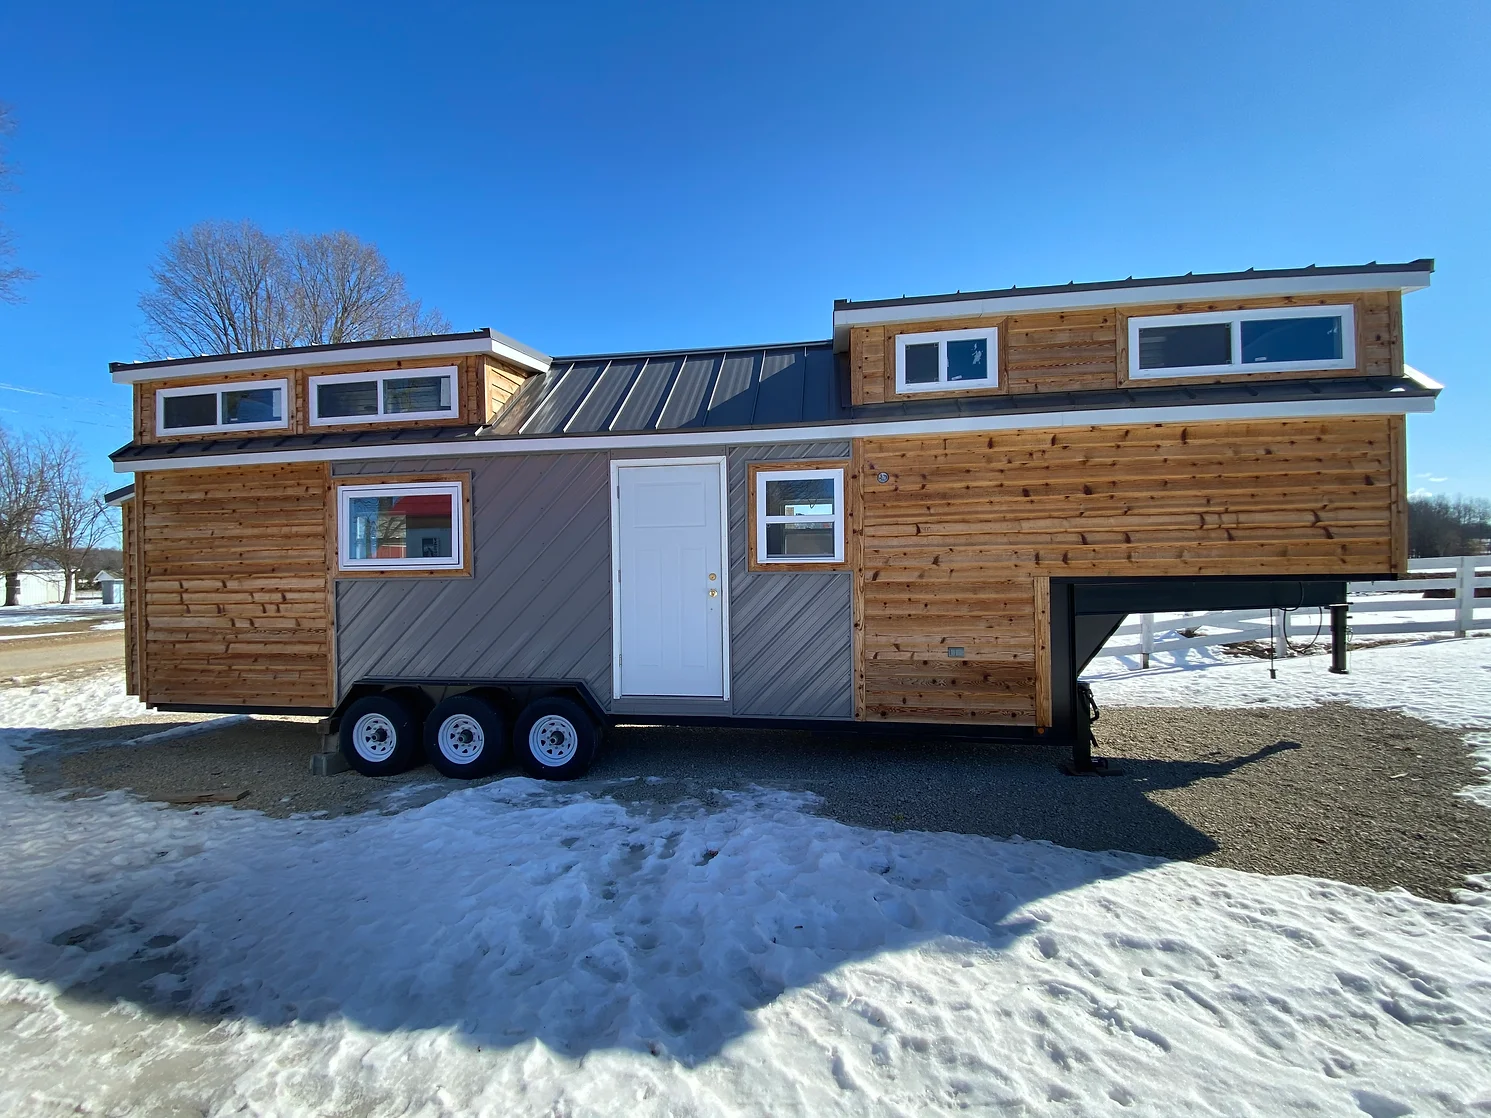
left=1100, top=555, right=1491, bottom=668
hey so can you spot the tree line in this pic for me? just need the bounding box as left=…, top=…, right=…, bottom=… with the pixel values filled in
left=1408, top=494, right=1491, bottom=558
left=0, top=429, right=113, bottom=605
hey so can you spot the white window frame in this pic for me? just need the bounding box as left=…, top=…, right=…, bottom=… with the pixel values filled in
left=894, top=326, right=999, bottom=394
left=1127, top=304, right=1356, bottom=380
left=754, top=466, right=845, bottom=565
left=336, top=480, right=465, bottom=572
left=155, top=379, right=289, bottom=436
left=309, top=366, right=459, bottom=426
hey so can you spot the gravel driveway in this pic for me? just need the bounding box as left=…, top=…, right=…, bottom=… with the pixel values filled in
left=21, top=700, right=1488, bottom=902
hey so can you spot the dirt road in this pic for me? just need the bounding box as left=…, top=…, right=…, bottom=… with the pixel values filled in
left=0, top=630, right=124, bottom=681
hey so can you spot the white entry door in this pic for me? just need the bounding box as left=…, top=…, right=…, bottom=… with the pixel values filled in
left=614, top=460, right=727, bottom=698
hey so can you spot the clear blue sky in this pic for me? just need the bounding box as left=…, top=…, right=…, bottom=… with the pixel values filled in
left=0, top=1, right=1486, bottom=499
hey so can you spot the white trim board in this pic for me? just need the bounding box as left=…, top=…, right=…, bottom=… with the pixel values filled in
left=111, top=332, right=550, bottom=384
left=831, top=268, right=1432, bottom=349
left=115, top=394, right=1436, bottom=473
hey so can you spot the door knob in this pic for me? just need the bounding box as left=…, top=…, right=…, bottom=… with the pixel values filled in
left=709, top=589, right=718, bottom=597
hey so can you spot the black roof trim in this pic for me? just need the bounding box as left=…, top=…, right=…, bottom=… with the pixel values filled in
left=834, top=259, right=1436, bottom=312
left=104, top=482, right=136, bottom=503
left=109, top=374, right=1436, bottom=464
left=110, top=329, right=501, bottom=373
left=550, top=338, right=832, bottom=364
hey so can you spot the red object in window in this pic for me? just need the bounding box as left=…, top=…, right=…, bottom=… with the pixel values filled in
left=389, top=494, right=452, bottom=517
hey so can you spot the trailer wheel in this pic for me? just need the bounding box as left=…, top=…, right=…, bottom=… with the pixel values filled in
left=514, top=695, right=598, bottom=780
left=340, top=694, right=421, bottom=777
left=424, top=694, right=508, bottom=779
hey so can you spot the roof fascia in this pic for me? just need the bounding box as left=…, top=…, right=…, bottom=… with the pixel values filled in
left=111, top=331, right=551, bottom=384
left=830, top=268, right=1433, bottom=350
left=113, top=393, right=1436, bottom=473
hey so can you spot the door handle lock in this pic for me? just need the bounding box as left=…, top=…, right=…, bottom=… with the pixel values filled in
left=708, top=589, right=718, bottom=597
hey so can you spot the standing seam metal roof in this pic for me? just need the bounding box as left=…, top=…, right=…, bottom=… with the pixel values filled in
left=488, top=342, right=843, bottom=436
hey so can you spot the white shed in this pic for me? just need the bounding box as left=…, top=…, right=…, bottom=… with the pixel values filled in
left=12, top=562, right=68, bottom=606
left=95, top=569, right=124, bottom=606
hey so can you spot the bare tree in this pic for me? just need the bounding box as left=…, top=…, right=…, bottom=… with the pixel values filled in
left=0, top=429, right=49, bottom=605
left=0, top=104, right=35, bottom=303
left=285, top=231, right=451, bottom=345
left=37, top=434, right=113, bottom=603
left=140, top=221, right=451, bottom=358
left=139, top=220, right=292, bottom=357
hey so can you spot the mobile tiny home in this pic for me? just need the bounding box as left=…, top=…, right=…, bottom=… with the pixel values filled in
left=109, top=261, right=1438, bottom=777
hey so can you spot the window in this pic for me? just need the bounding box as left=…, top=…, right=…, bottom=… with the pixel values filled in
left=752, top=466, right=845, bottom=566
left=336, top=480, right=466, bottom=572
left=155, top=379, right=288, bottom=435
left=309, top=366, right=458, bottom=425
left=1128, top=305, right=1355, bottom=379
left=894, top=326, right=998, bottom=394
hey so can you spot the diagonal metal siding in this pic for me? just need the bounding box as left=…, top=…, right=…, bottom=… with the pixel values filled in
left=726, top=442, right=854, bottom=718
left=332, top=440, right=854, bottom=719
left=334, top=453, right=614, bottom=704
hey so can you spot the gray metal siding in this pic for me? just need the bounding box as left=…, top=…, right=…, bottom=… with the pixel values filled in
left=726, top=442, right=854, bottom=719
left=331, top=440, right=855, bottom=720
left=334, top=453, right=614, bottom=705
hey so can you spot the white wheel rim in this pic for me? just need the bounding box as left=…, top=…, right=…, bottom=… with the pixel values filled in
left=529, top=715, right=578, bottom=767
left=438, top=713, right=485, bottom=764
left=352, top=712, right=398, bottom=762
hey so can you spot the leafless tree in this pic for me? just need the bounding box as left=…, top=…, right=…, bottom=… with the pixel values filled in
left=37, top=434, right=114, bottom=603
left=285, top=230, right=451, bottom=345
left=139, top=221, right=451, bottom=358
left=0, top=429, right=49, bottom=605
left=139, top=220, right=292, bottom=357
left=0, top=104, right=35, bottom=303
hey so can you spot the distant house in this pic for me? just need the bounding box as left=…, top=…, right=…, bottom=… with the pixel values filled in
left=95, top=570, right=124, bottom=606
left=12, top=561, right=68, bottom=606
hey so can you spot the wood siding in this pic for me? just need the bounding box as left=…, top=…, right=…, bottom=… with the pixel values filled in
left=849, top=291, right=1403, bottom=404
left=854, top=416, right=1399, bottom=724
left=136, top=463, right=333, bottom=709
left=136, top=354, right=536, bottom=445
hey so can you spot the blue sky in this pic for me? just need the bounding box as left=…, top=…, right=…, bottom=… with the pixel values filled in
left=0, top=2, right=1486, bottom=498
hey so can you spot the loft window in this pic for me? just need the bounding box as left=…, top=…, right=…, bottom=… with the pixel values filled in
left=894, top=326, right=998, bottom=394
left=156, top=379, right=288, bottom=435
left=336, top=480, right=465, bottom=572
left=1128, top=305, right=1355, bottom=379
left=310, top=367, right=458, bottom=425
left=753, top=466, right=845, bottom=566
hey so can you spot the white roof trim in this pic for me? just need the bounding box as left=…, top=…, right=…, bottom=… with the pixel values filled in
left=111, top=332, right=551, bottom=384
left=831, top=269, right=1433, bottom=349
left=116, top=394, right=1435, bottom=473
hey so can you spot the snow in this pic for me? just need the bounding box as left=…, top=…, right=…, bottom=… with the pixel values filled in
left=1088, top=635, right=1491, bottom=732
left=1, top=662, right=1490, bottom=1114
left=0, top=602, right=123, bottom=629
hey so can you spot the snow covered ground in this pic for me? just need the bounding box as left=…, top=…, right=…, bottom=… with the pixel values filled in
left=0, top=602, right=123, bottom=629
left=2, top=651, right=1490, bottom=1115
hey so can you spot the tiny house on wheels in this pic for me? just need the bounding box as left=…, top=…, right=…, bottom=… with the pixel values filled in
left=109, top=260, right=1439, bottom=778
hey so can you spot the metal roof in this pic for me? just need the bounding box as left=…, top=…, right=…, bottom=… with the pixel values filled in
left=487, top=342, right=843, bottom=436
left=108, top=328, right=551, bottom=383
left=834, top=259, right=1435, bottom=312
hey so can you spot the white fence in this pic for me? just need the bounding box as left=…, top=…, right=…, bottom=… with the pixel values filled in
left=1101, top=555, right=1491, bottom=667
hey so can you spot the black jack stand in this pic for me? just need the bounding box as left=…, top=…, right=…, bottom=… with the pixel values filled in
left=1059, top=681, right=1125, bottom=776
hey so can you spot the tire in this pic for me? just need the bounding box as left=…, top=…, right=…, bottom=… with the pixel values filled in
left=339, top=693, right=422, bottom=777
left=424, top=694, right=508, bottom=779
left=514, top=695, right=598, bottom=780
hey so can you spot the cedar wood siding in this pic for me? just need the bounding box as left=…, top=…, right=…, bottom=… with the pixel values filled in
left=849, top=291, right=1403, bottom=403
left=853, top=415, right=1405, bottom=725
left=134, top=463, right=334, bottom=708
left=332, top=442, right=855, bottom=718
left=134, top=354, right=529, bottom=445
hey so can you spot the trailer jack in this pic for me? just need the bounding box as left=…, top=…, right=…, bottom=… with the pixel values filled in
left=1059, top=682, right=1125, bottom=776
